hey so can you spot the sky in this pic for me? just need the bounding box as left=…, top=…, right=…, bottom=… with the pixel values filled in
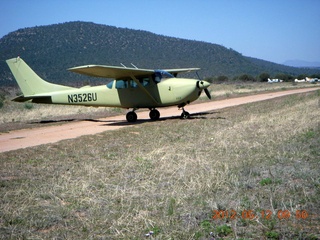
left=1, top=0, right=319, bottom=64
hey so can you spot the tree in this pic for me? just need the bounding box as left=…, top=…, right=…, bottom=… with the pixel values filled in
left=238, top=74, right=256, bottom=81
left=297, top=74, right=307, bottom=80
left=274, top=73, right=291, bottom=82
left=311, top=73, right=320, bottom=79
left=216, top=75, right=229, bottom=82
left=259, top=72, right=270, bottom=82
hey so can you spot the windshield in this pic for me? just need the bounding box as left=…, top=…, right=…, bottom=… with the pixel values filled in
left=154, top=70, right=174, bottom=83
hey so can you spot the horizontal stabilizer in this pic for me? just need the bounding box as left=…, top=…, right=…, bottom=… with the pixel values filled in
left=12, top=95, right=34, bottom=102
left=12, top=95, right=52, bottom=104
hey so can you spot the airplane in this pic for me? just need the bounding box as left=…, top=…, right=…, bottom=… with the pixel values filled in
left=6, top=57, right=211, bottom=122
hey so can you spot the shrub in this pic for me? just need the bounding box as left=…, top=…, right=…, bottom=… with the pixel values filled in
left=24, top=102, right=34, bottom=110
left=0, top=93, right=5, bottom=108
left=238, top=74, right=256, bottom=81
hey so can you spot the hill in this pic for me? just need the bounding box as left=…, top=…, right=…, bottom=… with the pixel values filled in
left=1, top=21, right=319, bottom=86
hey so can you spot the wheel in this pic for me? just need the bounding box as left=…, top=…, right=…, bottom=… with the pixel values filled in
left=126, top=111, right=137, bottom=122
left=149, top=109, right=160, bottom=120
left=180, top=111, right=190, bottom=119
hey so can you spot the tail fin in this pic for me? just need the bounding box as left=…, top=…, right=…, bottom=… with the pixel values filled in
left=6, top=57, right=73, bottom=96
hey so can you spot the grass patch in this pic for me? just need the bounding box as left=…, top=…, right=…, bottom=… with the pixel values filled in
left=0, top=91, right=319, bottom=239
left=259, top=177, right=273, bottom=186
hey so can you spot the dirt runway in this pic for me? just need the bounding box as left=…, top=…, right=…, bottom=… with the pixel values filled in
left=0, top=87, right=319, bottom=153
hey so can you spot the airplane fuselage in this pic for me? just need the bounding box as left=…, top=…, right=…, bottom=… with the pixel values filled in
left=48, top=78, right=203, bottom=109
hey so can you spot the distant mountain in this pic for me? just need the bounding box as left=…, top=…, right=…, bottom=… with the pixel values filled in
left=283, top=60, right=320, bottom=68
left=1, top=21, right=319, bottom=86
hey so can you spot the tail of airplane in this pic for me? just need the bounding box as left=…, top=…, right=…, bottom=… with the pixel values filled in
left=6, top=57, right=74, bottom=97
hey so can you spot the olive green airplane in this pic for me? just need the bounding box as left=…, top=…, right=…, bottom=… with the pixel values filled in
left=6, top=57, right=211, bottom=122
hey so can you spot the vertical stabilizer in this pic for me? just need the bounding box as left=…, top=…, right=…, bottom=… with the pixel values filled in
left=6, top=57, right=73, bottom=96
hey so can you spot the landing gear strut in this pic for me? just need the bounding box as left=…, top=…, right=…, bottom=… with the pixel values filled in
left=180, top=108, right=190, bottom=119
left=149, top=109, right=160, bottom=121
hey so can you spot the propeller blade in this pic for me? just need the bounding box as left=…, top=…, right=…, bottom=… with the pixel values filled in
left=204, top=88, right=211, bottom=99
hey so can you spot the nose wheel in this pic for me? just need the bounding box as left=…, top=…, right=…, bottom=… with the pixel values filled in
left=180, top=108, right=190, bottom=119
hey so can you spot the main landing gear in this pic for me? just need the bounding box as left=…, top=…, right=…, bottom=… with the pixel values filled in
left=126, top=111, right=137, bottom=122
left=126, top=108, right=190, bottom=122
left=149, top=109, right=160, bottom=121
left=126, top=108, right=160, bottom=122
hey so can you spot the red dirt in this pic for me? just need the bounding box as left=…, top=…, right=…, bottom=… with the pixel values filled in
left=0, top=87, right=319, bottom=153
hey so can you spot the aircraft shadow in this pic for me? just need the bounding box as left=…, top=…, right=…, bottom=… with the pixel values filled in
left=30, top=111, right=225, bottom=127
left=31, top=119, right=77, bottom=124
left=100, top=111, right=225, bottom=126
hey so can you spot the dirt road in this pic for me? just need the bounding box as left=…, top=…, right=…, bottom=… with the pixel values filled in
left=1, top=87, right=319, bottom=153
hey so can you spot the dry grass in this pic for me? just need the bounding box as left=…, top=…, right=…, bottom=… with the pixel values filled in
left=0, top=102, right=120, bottom=124
left=0, top=90, right=319, bottom=239
left=203, top=82, right=317, bottom=100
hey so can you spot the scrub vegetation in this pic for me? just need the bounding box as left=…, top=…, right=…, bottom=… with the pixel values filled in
left=0, top=88, right=319, bottom=239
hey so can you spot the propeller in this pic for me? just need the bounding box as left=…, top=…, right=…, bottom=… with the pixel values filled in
left=204, top=88, right=211, bottom=99
left=197, top=80, right=212, bottom=100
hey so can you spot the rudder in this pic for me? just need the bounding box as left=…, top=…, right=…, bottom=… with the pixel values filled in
left=6, top=57, right=73, bottom=96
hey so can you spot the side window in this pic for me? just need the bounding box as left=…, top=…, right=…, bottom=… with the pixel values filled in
left=115, top=80, right=128, bottom=89
left=115, top=78, right=150, bottom=89
left=129, top=80, right=138, bottom=88
left=139, top=77, right=150, bottom=87
left=133, top=77, right=150, bottom=87
left=106, top=81, right=113, bottom=89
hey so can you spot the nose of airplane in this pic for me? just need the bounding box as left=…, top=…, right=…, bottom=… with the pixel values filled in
left=196, top=80, right=210, bottom=89
left=196, top=80, right=211, bottom=99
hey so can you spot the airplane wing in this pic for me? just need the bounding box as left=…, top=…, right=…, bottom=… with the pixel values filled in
left=68, top=65, right=200, bottom=79
left=163, top=68, right=200, bottom=75
left=68, top=65, right=154, bottom=79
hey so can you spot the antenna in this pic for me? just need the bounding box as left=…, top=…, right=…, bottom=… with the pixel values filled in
left=196, top=71, right=201, bottom=80
left=120, top=63, right=127, bottom=68
left=131, top=63, right=138, bottom=69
